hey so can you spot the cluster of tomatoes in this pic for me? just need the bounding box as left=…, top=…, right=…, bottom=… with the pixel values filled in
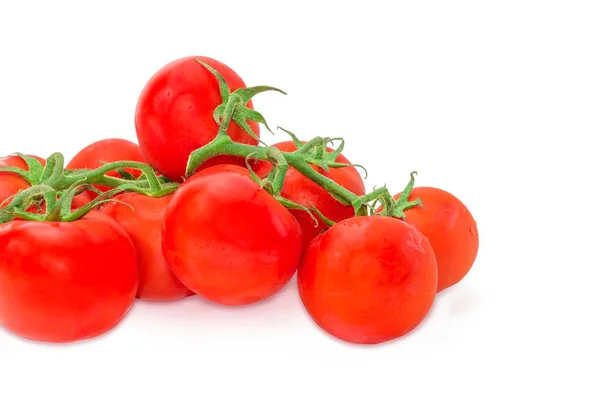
left=0, top=56, right=479, bottom=345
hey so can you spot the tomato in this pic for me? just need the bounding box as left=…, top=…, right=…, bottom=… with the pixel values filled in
left=0, top=155, right=45, bottom=206
left=0, top=211, right=138, bottom=343
left=397, top=187, right=479, bottom=292
left=255, top=141, right=365, bottom=249
left=162, top=165, right=302, bottom=306
left=297, top=216, right=438, bottom=344
left=135, top=56, right=259, bottom=181
left=101, top=192, right=192, bottom=302
left=66, top=138, right=146, bottom=193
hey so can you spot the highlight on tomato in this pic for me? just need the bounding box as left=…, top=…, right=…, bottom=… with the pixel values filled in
left=0, top=211, right=139, bottom=343
left=297, top=216, right=438, bottom=345
left=162, top=165, right=302, bottom=306
left=101, top=192, right=193, bottom=302
left=135, top=56, right=260, bottom=181
left=254, top=140, right=366, bottom=249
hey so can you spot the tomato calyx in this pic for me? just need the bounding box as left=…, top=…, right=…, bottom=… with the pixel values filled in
left=2, top=151, right=178, bottom=197
left=0, top=181, right=125, bottom=224
left=373, top=171, right=423, bottom=220
left=0, top=152, right=179, bottom=223
left=278, top=127, right=367, bottom=178
left=196, top=58, right=285, bottom=144
left=0, top=153, right=46, bottom=185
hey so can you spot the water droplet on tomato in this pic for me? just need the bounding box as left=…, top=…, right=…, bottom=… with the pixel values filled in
left=469, top=227, right=476, bottom=236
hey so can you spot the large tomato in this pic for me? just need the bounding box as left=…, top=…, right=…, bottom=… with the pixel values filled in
left=0, top=155, right=45, bottom=206
left=135, top=56, right=259, bottom=181
left=0, top=212, right=138, bottom=343
left=101, top=192, right=192, bottom=302
left=255, top=141, right=365, bottom=248
left=297, top=216, right=438, bottom=344
left=66, top=138, right=146, bottom=193
left=398, top=187, right=479, bottom=292
left=162, top=165, right=302, bottom=306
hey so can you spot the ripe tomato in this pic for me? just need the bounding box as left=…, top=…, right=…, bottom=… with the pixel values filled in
left=162, top=165, right=302, bottom=306
left=0, top=155, right=45, bottom=206
left=101, top=193, right=192, bottom=302
left=255, top=141, right=365, bottom=249
left=398, top=187, right=479, bottom=292
left=0, top=212, right=138, bottom=343
left=66, top=138, right=146, bottom=193
left=135, top=56, right=259, bottom=181
left=297, top=216, right=438, bottom=344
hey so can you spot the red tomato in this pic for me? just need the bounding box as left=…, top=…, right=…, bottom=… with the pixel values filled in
left=255, top=141, right=366, bottom=249
left=66, top=138, right=146, bottom=193
left=162, top=165, right=302, bottom=306
left=398, top=187, right=479, bottom=292
left=135, top=56, right=259, bottom=181
left=0, top=212, right=138, bottom=343
left=71, top=190, right=95, bottom=209
left=0, top=155, right=45, bottom=206
left=101, top=193, right=192, bottom=301
left=298, top=216, right=438, bottom=344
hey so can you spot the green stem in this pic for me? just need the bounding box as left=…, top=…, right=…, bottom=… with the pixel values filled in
left=361, top=188, right=395, bottom=216
left=186, top=136, right=269, bottom=177
left=185, top=135, right=366, bottom=213
left=294, top=137, right=325, bottom=154
left=266, top=148, right=289, bottom=196
left=218, top=94, right=242, bottom=133
left=65, top=161, right=160, bottom=191
left=285, top=153, right=364, bottom=213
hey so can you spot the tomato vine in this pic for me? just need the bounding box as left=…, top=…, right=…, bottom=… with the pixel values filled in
left=185, top=59, right=421, bottom=220
left=0, top=57, right=421, bottom=226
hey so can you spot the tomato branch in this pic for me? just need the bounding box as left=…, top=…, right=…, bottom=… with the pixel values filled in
left=184, top=64, right=422, bottom=222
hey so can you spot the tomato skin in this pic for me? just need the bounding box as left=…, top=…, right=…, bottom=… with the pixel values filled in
left=400, top=187, right=479, bottom=292
left=297, top=216, right=438, bottom=344
left=255, top=141, right=366, bottom=249
left=66, top=138, right=146, bottom=193
left=0, top=212, right=138, bottom=343
left=135, top=56, right=259, bottom=181
left=0, top=155, right=45, bottom=206
left=101, top=193, right=192, bottom=302
left=162, top=165, right=302, bottom=306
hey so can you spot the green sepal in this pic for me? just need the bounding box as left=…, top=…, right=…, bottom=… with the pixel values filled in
left=195, top=58, right=285, bottom=143
left=391, top=172, right=423, bottom=219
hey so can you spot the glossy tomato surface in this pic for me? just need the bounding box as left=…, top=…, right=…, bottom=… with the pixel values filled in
left=298, top=216, right=438, bottom=344
left=255, top=141, right=365, bottom=248
left=401, top=187, right=479, bottom=292
left=66, top=138, right=146, bottom=193
left=0, top=155, right=45, bottom=206
left=162, top=165, right=302, bottom=306
left=101, top=192, right=192, bottom=301
left=135, top=56, right=259, bottom=181
left=0, top=212, right=138, bottom=343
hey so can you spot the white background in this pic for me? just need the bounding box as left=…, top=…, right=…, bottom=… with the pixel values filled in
left=1, top=1, right=599, bottom=403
